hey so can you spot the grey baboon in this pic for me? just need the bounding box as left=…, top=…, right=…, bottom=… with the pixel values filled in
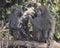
left=9, top=7, right=30, bottom=40
left=28, top=5, right=55, bottom=44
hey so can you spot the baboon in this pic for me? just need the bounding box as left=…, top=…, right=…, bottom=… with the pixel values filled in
left=9, top=7, right=30, bottom=40
left=28, top=5, right=55, bottom=45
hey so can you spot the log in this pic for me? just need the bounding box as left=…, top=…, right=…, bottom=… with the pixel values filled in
left=1, top=40, right=47, bottom=48
left=0, top=40, right=60, bottom=48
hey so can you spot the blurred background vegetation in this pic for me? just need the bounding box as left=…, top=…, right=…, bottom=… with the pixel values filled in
left=0, top=0, right=60, bottom=42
